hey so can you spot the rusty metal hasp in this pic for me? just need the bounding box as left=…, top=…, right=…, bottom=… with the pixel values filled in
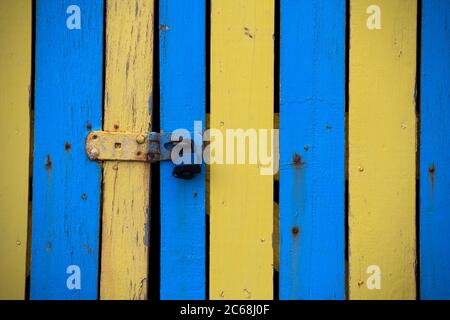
left=85, top=131, right=201, bottom=179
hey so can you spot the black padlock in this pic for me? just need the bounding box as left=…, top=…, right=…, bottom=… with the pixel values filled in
left=172, top=164, right=201, bottom=180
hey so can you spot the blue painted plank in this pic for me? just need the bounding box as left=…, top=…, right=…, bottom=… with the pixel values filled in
left=159, top=0, right=205, bottom=299
left=279, top=0, right=346, bottom=299
left=31, top=0, right=103, bottom=299
left=420, top=0, right=450, bottom=300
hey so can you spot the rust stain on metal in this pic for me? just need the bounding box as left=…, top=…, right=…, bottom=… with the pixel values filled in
left=85, top=131, right=149, bottom=162
left=64, top=142, right=71, bottom=152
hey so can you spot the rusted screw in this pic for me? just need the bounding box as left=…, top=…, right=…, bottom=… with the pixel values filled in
left=358, top=166, right=364, bottom=172
left=89, top=147, right=99, bottom=160
left=136, top=134, right=146, bottom=144
left=293, top=153, right=302, bottom=167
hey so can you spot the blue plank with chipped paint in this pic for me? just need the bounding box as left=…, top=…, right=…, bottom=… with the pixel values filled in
left=31, top=0, right=103, bottom=299
left=280, top=0, right=346, bottom=299
left=420, top=0, right=450, bottom=300
left=159, top=0, right=206, bottom=299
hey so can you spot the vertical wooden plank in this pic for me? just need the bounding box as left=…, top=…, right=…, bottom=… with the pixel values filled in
left=349, top=0, right=417, bottom=299
left=31, top=0, right=103, bottom=299
left=210, top=0, right=274, bottom=300
left=280, top=0, right=345, bottom=299
left=0, top=0, right=31, bottom=300
left=159, top=0, right=205, bottom=299
left=420, top=0, right=450, bottom=300
left=100, top=0, right=153, bottom=300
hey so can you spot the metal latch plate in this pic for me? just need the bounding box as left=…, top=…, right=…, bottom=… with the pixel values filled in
left=85, top=131, right=173, bottom=162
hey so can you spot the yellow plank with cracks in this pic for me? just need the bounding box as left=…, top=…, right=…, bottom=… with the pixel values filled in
left=100, top=0, right=153, bottom=300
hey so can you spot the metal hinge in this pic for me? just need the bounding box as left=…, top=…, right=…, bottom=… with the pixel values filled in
left=85, top=131, right=201, bottom=179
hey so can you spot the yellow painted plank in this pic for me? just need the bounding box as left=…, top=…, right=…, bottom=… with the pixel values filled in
left=210, top=0, right=274, bottom=300
left=0, top=0, right=31, bottom=300
left=100, top=0, right=153, bottom=300
left=349, top=0, right=417, bottom=299
left=207, top=113, right=279, bottom=272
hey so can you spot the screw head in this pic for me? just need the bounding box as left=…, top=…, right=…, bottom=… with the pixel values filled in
left=358, top=166, right=364, bottom=172
left=136, top=134, right=146, bottom=144
left=89, top=147, right=99, bottom=160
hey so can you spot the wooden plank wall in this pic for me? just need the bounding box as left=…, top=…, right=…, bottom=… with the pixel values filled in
left=210, top=0, right=274, bottom=300
left=159, top=0, right=206, bottom=299
left=0, top=0, right=31, bottom=300
left=31, top=0, right=104, bottom=299
left=349, top=0, right=417, bottom=299
left=280, top=0, right=346, bottom=299
left=420, top=0, right=450, bottom=300
left=100, top=0, right=153, bottom=300
left=2, top=0, right=450, bottom=301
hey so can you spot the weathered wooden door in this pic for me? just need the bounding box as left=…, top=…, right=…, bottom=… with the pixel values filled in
left=0, top=0, right=449, bottom=301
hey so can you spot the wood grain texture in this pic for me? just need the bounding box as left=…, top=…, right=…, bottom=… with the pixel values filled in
left=280, top=0, right=346, bottom=300
left=349, top=0, right=417, bottom=299
left=159, top=0, right=206, bottom=299
left=420, top=0, right=450, bottom=300
left=31, top=0, right=103, bottom=299
left=0, top=0, right=31, bottom=300
left=100, top=0, right=153, bottom=300
left=210, top=0, right=274, bottom=300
